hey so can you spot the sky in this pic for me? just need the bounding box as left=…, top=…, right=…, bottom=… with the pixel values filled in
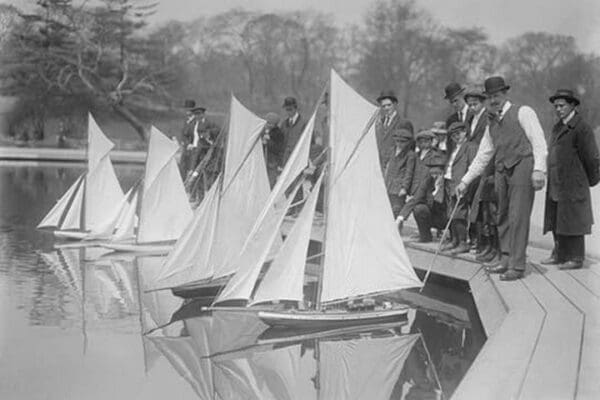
left=4, top=0, right=600, bottom=53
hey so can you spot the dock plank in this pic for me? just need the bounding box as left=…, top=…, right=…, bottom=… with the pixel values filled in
left=567, top=269, right=600, bottom=298
left=452, top=279, right=545, bottom=400
left=542, top=270, right=600, bottom=400
left=519, top=266, right=583, bottom=400
left=468, top=268, right=507, bottom=337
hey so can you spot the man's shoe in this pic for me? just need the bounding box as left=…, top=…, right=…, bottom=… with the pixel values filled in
left=441, top=242, right=457, bottom=251
left=418, top=236, right=433, bottom=243
left=479, top=249, right=498, bottom=263
left=499, top=269, right=524, bottom=281
left=484, top=256, right=508, bottom=273
left=475, top=244, right=491, bottom=257
left=449, top=242, right=470, bottom=255
left=540, top=255, right=561, bottom=265
left=475, top=246, right=493, bottom=261
left=558, top=260, right=583, bottom=270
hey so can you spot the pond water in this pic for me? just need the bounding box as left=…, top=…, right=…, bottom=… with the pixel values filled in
left=0, top=164, right=486, bottom=400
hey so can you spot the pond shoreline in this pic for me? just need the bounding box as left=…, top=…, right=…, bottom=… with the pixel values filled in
left=0, top=146, right=147, bottom=164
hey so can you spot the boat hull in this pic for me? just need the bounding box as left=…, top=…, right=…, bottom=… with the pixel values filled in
left=53, top=230, right=90, bottom=240
left=101, top=240, right=174, bottom=255
left=257, top=307, right=409, bottom=329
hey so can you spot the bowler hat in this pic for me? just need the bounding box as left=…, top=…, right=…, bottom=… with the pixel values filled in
left=282, top=97, right=298, bottom=108
left=464, top=86, right=487, bottom=101
left=483, top=76, right=510, bottom=95
left=184, top=99, right=206, bottom=113
left=549, top=89, right=580, bottom=106
left=448, top=121, right=467, bottom=135
left=415, top=129, right=435, bottom=140
left=444, top=82, right=465, bottom=100
left=377, top=90, right=398, bottom=104
left=431, top=121, right=447, bottom=135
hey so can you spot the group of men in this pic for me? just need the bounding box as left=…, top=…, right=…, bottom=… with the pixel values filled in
left=181, top=74, right=600, bottom=283
left=381, top=76, right=600, bottom=281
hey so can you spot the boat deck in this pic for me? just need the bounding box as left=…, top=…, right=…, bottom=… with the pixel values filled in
left=405, top=238, right=600, bottom=400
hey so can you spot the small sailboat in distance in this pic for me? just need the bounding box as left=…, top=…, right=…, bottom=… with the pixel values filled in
left=37, top=113, right=125, bottom=240
left=102, top=126, right=193, bottom=254
left=211, top=69, right=423, bottom=329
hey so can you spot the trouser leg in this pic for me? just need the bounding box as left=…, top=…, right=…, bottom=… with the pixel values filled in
left=453, top=219, right=467, bottom=243
left=494, top=170, right=510, bottom=257
left=388, top=194, right=405, bottom=218
left=414, top=204, right=433, bottom=242
left=507, top=158, right=535, bottom=270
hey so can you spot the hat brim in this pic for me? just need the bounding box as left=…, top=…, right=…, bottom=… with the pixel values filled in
left=464, top=93, right=487, bottom=101
left=188, top=107, right=206, bottom=113
left=444, top=88, right=465, bottom=100
left=416, top=134, right=435, bottom=140
left=377, top=95, right=398, bottom=104
left=549, top=94, right=580, bottom=106
left=483, top=85, right=510, bottom=96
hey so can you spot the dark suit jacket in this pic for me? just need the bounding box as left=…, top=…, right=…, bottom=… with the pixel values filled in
left=262, top=125, right=285, bottom=169
left=384, top=148, right=415, bottom=195
left=468, top=109, right=488, bottom=144
left=445, top=140, right=479, bottom=194
left=407, top=149, right=446, bottom=195
left=181, top=116, right=219, bottom=147
left=399, top=174, right=434, bottom=219
left=543, top=113, right=600, bottom=235
left=375, top=112, right=414, bottom=170
left=279, top=114, right=308, bottom=164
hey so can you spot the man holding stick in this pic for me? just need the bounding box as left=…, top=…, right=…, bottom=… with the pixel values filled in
left=456, top=76, right=547, bottom=281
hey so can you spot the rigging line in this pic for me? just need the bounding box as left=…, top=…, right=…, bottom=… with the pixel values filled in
left=329, top=108, right=381, bottom=188
left=419, top=193, right=463, bottom=292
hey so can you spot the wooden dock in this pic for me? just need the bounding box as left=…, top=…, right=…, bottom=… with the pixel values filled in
left=0, top=146, right=146, bottom=164
left=406, top=238, right=600, bottom=400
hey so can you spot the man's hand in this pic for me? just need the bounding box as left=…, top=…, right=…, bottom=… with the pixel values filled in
left=186, top=144, right=194, bottom=150
left=532, top=170, right=546, bottom=191
left=455, top=181, right=467, bottom=197
left=398, top=188, right=407, bottom=197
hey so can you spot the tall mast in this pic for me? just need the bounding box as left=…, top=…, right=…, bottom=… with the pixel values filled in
left=314, top=79, right=332, bottom=311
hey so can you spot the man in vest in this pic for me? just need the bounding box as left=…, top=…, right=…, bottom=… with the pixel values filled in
left=456, top=76, right=547, bottom=281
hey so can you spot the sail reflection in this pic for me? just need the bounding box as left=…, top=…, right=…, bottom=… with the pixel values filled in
left=147, top=311, right=443, bottom=400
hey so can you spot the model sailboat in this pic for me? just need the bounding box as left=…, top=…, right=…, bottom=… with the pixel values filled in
left=37, top=114, right=125, bottom=240
left=102, top=126, right=193, bottom=254
left=211, top=69, right=422, bottom=328
left=148, top=96, right=277, bottom=295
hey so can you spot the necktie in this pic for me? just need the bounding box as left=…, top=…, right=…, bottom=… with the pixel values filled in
left=384, top=116, right=390, bottom=127
left=458, top=111, right=463, bottom=121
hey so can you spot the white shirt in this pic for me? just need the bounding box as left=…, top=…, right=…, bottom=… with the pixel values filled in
left=419, top=148, right=430, bottom=160
left=187, top=116, right=206, bottom=148
left=462, top=101, right=547, bottom=185
left=470, top=107, right=486, bottom=135
left=459, top=104, right=469, bottom=122
left=444, top=141, right=463, bottom=179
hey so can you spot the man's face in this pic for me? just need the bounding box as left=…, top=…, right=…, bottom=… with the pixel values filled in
left=284, top=106, right=297, bottom=119
left=417, top=137, right=432, bottom=151
left=380, top=99, right=395, bottom=116
left=450, top=130, right=466, bottom=144
left=488, top=91, right=508, bottom=113
left=393, top=134, right=410, bottom=149
left=553, top=99, right=575, bottom=120
left=466, top=97, right=485, bottom=114
left=449, top=96, right=465, bottom=113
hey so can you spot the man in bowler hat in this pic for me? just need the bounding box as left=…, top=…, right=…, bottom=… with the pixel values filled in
left=542, top=89, right=600, bottom=270
left=375, top=90, right=414, bottom=170
left=444, top=82, right=471, bottom=128
left=456, top=76, right=548, bottom=281
left=180, top=100, right=220, bottom=179
left=279, top=97, right=308, bottom=165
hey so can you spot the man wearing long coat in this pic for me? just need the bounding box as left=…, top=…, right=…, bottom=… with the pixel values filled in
left=375, top=90, right=414, bottom=171
left=542, top=89, right=600, bottom=269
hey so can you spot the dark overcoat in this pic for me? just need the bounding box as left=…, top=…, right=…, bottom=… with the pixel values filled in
left=384, top=148, right=416, bottom=195
left=543, top=113, right=600, bottom=235
left=375, top=112, right=414, bottom=170
left=279, top=114, right=308, bottom=165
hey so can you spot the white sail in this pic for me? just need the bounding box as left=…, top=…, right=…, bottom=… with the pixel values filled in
left=84, top=114, right=124, bottom=232
left=319, top=334, right=420, bottom=400
left=60, top=176, right=85, bottom=230
left=320, top=70, right=422, bottom=303
left=151, top=178, right=220, bottom=289
left=112, top=185, right=139, bottom=241
left=211, top=109, right=317, bottom=302
left=250, top=173, right=323, bottom=305
left=213, top=185, right=299, bottom=304
left=37, top=174, right=84, bottom=229
left=137, top=126, right=192, bottom=244
left=209, top=97, right=271, bottom=279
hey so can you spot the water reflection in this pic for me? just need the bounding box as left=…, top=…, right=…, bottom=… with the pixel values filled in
left=0, top=164, right=485, bottom=399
